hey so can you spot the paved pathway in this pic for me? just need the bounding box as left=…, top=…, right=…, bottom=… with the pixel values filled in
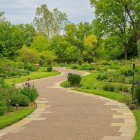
left=0, top=67, right=136, bottom=140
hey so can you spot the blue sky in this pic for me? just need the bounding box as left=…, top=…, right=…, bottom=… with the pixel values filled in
left=0, top=0, right=95, bottom=24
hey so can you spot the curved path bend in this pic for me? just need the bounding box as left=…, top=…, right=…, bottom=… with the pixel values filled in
left=0, top=67, right=136, bottom=140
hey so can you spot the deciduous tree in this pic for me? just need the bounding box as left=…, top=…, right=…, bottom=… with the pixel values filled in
left=90, top=0, right=140, bottom=59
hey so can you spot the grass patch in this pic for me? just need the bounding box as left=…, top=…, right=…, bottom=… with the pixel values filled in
left=75, top=88, right=130, bottom=102
left=133, top=110, right=140, bottom=140
left=81, top=72, right=131, bottom=88
left=61, top=72, right=131, bottom=102
left=6, top=71, right=60, bottom=85
left=0, top=103, right=36, bottom=129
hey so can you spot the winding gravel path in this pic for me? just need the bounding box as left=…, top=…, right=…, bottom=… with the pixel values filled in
left=0, top=67, right=136, bottom=140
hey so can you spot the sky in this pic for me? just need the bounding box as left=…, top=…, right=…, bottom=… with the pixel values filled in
left=0, top=0, right=95, bottom=24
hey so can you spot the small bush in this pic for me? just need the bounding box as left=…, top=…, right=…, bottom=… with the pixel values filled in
left=24, top=64, right=39, bottom=72
left=20, top=86, right=39, bottom=102
left=135, top=86, right=140, bottom=103
left=115, top=85, right=129, bottom=93
left=67, top=73, right=81, bottom=86
left=118, top=75, right=126, bottom=83
left=11, top=93, right=29, bottom=106
left=0, top=101, right=7, bottom=116
left=80, top=63, right=95, bottom=70
left=103, top=84, right=115, bottom=92
left=71, top=64, right=79, bottom=69
left=97, top=72, right=108, bottom=81
left=120, top=67, right=134, bottom=76
left=46, top=65, right=52, bottom=72
left=0, top=78, right=5, bottom=88
left=16, top=62, right=24, bottom=69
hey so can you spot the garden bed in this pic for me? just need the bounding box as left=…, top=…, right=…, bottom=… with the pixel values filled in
left=0, top=102, right=36, bottom=129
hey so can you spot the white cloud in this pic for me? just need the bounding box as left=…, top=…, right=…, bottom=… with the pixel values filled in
left=0, top=0, right=95, bottom=24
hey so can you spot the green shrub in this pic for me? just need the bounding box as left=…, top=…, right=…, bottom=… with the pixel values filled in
left=0, top=61, right=29, bottom=78
left=16, top=62, right=24, bottom=69
left=97, top=72, right=108, bottom=81
left=11, top=93, right=29, bottom=106
left=122, top=86, right=129, bottom=92
left=0, top=101, right=7, bottom=116
left=80, top=63, right=95, bottom=70
left=71, top=64, right=79, bottom=69
left=24, top=64, right=39, bottom=72
left=0, top=78, right=5, bottom=88
left=118, top=75, right=126, bottom=83
left=103, top=84, right=115, bottom=92
left=120, top=66, right=134, bottom=76
left=67, top=73, right=81, bottom=86
left=135, top=86, right=140, bottom=103
left=46, top=65, right=52, bottom=72
left=20, top=86, right=39, bottom=102
left=115, top=85, right=129, bottom=93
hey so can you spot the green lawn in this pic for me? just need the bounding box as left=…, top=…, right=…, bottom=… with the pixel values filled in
left=133, top=110, right=140, bottom=140
left=81, top=72, right=131, bottom=88
left=61, top=72, right=131, bottom=102
left=6, top=71, right=60, bottom=85
left=0, top=104, right=36, bottom=129
left=76, top=88, right=130, bottom=102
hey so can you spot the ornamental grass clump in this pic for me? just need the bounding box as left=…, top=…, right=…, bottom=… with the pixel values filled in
left=103, top=84, right=115, bottom=92
left=20, top=86, right=39, bottom=102
left=67, top=73, right=81, bottom=87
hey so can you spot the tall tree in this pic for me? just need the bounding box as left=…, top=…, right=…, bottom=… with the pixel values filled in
left=0, top=22, right=35, bottom=57
left=83, top=35, right=98, bottom=60
left=49, top=35, right=69, bottom=58
left=90, top=0, right=140, bottom=59
left=0, top=11, right=5, bottom=21
left=34, top=4, right=68, bottom=40
left=53, top=8, right=68, bottom=35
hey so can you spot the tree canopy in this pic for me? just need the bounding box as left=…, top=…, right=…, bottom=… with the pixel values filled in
left=90, top=0, right=140, bottom=59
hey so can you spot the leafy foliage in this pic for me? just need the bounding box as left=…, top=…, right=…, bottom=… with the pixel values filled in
left=90, top=0, right=140, bottom=59
left=11, top=93, right=29, bottom=106
left=20, top=86, right=39, bottom=102
left=46, top=65, right=53, bottom=72
left=0, top=101, right=7, bottom=116
left=67, top=73, right=81, bottom=86
left=17, top=46, right=40, bottom=64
